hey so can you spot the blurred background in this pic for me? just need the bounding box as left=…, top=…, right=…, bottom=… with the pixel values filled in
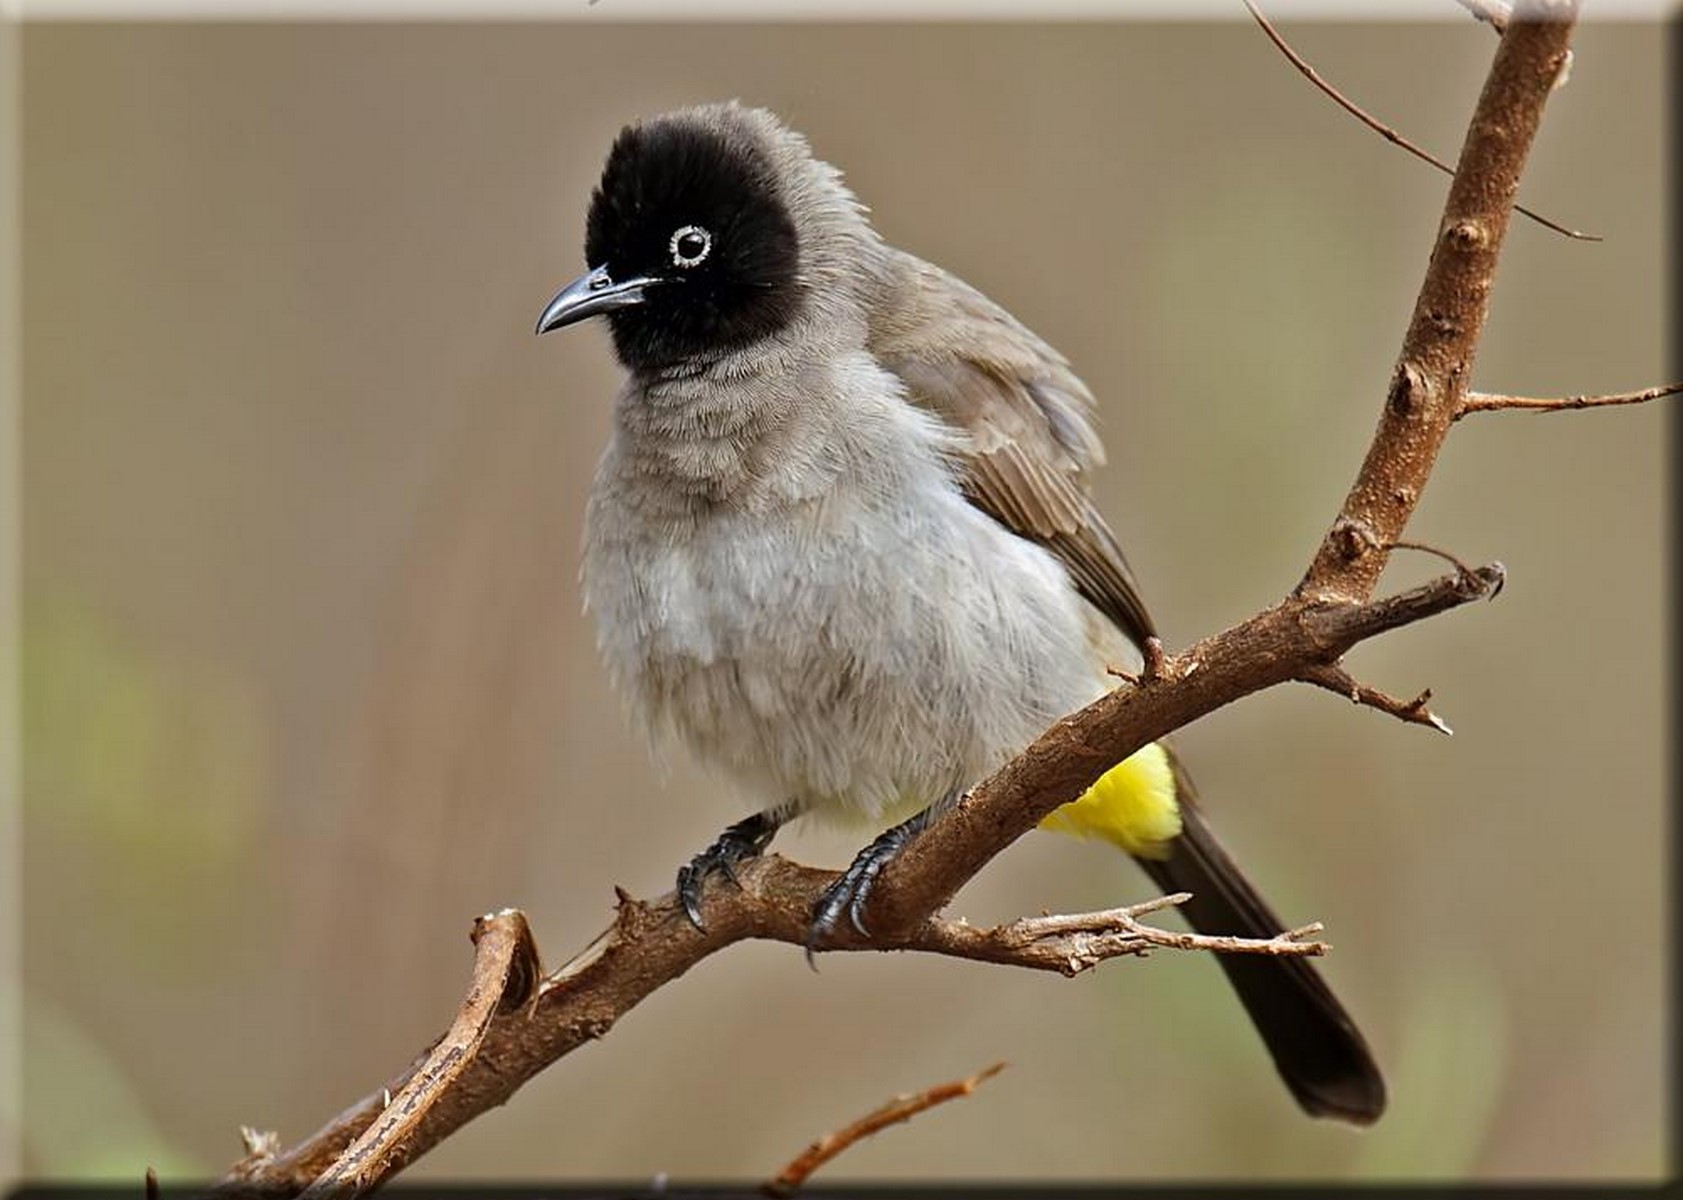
left=14, top=16, right=1668, bottom=1185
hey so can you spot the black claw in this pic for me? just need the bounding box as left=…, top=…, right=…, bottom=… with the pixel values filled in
left=804, top=806, right=935, bottom=964
left=805, top=886, right=848, bottom=970
left=847, top=852, right=890, bottom=936
left=675, top=810, right=783, bottom=932
left=676, top=861, right=708, bottom=930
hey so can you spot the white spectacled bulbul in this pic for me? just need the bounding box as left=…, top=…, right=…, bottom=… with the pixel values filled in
left=537, top=102, right=1384, bottom=1125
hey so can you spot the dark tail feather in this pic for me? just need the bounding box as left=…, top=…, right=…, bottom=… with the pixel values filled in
left=1135, top=759, right=1387, bottom=1125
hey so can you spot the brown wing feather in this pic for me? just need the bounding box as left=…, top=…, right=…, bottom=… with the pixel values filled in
left=868, top=252, right=1156, bottom=648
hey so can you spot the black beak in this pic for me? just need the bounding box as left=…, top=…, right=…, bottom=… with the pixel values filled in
left=535, top=265, right=658, bottom=335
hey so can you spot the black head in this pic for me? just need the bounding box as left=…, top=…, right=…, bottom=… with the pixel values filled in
left=537, top=111, right=803, bottom=372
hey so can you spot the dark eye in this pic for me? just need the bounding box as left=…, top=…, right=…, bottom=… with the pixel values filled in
left=669, top=224, right=712, bottom=269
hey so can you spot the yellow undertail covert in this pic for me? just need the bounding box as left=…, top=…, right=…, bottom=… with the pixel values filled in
left=1038, top=741, right=1181, bottom=859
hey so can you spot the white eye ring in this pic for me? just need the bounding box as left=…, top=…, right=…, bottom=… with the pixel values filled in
left=669, top=224, right=712, bottom=268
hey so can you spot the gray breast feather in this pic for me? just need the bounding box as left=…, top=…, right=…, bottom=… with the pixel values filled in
left=583, top=355, right=1105, bottom=820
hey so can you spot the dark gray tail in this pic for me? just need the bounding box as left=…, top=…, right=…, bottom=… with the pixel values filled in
left=1135, top=758, right=1386, bottom=1125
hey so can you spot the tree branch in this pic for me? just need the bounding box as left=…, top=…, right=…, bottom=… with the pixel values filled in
left=1299, top=663, right=1453, bottom=736
left=1298, top=2, right=1578, bottom=604
left=214, top=569, right=1501, bottom=1196
left=212, top=5, right=1644, bottom=1192
left=214, top=886, right=1315, bottom=1193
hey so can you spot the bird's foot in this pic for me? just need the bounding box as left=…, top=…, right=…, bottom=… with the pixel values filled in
left=806, top=807, right=934, bottom=967
left=676, top=810, right=783, bottom=930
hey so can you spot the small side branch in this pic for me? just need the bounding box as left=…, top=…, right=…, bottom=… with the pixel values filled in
left=1299, top=663, right=1452, bottom=736
left=1243, top=0, right=1594, bottom=241
left=1303, top=564, right=1505, bottom=650
left=907, top=894, right=1327, bottom=976
left=1456, top=381, right=1683, bottom=419
left=763, top=1062, right=1007, bottom=1197
left=1106, top=635, right=1168, bottom=687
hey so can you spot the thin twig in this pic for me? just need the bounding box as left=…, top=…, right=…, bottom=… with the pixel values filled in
left=1029, top=892, right=1191, bottom=928
left=763, top=1062, right=1008, bottom=1197
left=912, top=894, right=1328, bottom=975
left=1385, top=539, right=1495, bottom=596
left=1455, top=381, right=1683, bottom=419
left=1326, top=524, right=1490, bottom=593
left=1242, top=0, right=1595, bottom=241
left=1299, top=663, right=1453, bottom=736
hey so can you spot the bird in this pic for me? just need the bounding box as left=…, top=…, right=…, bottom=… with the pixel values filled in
left=536, top=101, right=1385, bottom=1126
